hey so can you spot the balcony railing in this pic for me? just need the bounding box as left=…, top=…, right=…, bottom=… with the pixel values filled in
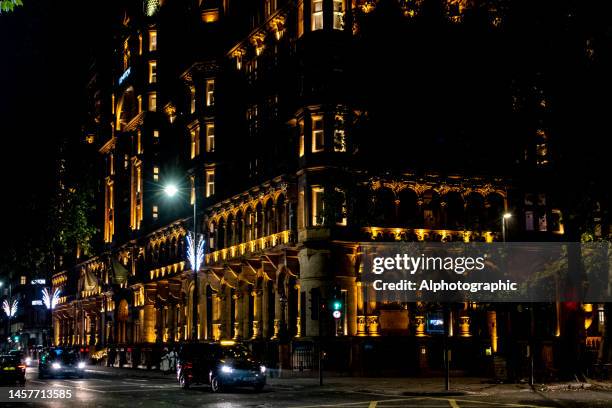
left=206, top=230, right=291, bottom=264
left=364, top=227, right=496, bottom=243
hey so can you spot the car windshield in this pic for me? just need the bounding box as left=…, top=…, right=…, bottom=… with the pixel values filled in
left=0, top=355, right=20, bottom=365
left=220, top=345, right=252, bottom=360
left=50, top=349, right=78, bottom=363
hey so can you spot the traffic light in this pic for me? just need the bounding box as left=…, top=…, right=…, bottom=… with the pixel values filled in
left=13, top=335, right=19, bottom=342
left=331, top=286, right=343, bottom=320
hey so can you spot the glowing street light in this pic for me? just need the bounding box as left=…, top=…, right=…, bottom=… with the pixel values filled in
left=164, top=184, right=179, bottom=197
left=164, top=181, right=205, bottom=340
left=502, top=212, right=512, bottom=242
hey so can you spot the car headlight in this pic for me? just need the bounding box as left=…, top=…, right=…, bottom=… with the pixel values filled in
left=52, top=363, right=61, bottom=370
left=260, top=365, right=266, bottom=374
left=78, top=362, right=85, bottom=369
left=220, top=365, right=233, bottom=374
left=25, top=357, right=31, bottom=365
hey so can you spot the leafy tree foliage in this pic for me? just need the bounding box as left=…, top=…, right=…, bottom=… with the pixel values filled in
left=0, top=0, right=23, bottom=13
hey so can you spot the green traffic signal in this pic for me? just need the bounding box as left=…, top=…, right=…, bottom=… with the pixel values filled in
left=332, top=300, right=342, bottom=311
left=13, top=335, right=19, bottom=342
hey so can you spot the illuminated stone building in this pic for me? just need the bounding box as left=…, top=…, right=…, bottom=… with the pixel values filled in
left=52, top=0, right=608, bottom=378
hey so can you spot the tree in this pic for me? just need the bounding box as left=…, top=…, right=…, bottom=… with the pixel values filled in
left=0, top=0, right=23, bottom=13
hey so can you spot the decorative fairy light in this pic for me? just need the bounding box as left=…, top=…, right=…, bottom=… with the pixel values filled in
left=2, top=299, right=18, bottom=318
left=186, top=232, right=205, bottom=273
left=42, top=288, right=61, bottom=310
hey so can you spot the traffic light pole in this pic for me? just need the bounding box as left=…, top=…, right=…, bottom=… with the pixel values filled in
left=443, top=304, right=450, bottom=391
left=318, top=296, right=323, bottom=386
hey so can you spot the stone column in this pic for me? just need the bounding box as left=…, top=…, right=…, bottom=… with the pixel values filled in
left=253, top=289, right=262, bottom=339
left=199, top=280, right=207, bottom=340
left=295, top=283, right=302, bottom=337
left=272, top=288, right=284, bottom=339
left=234, top=292, right=243, bottom=339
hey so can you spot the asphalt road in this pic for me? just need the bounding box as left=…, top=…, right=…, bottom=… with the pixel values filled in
left=1, top=367, right=611, bottom=407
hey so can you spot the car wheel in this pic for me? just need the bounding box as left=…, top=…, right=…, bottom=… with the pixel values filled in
left=179, top=374, right=190, bottom=389
left=210, top=376, right=223, bottom=393
left=253, top=383, right=264, bottom=392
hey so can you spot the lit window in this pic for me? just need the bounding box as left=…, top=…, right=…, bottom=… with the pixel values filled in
left=206, top=123, right=215, bottom=152
left=206, top=79, right=215, bottom=107
left=148, top=92, right=157, bottom=111
left=189, top=87, right=196, bottom=114
left=153, top=129, right=160, bottom=138
left=149, top=30, right=157, bottom=51
left=153, top=166, right=159, bottom=181
left=335, top=187, right=347, bottom=225
left=138, top=33, right=143, bottom=55
left=20, top=276, right=26, bottom=285
left=130, top=161, right=143, bottom=230
left=137, top=95, right=142, bottom=113
left=333, top=0, right=344, bottom=30
left=190, top=126, right=200, bottom=158
left=298, top=1, right=304, bottom=37
left=152, top=205, right=159, bottom=219
left=333, top=114, right=346, bottom=152
left=312, top=115, right=324, bottom=152
left=551, top=209, right=564, bottom=234
left=148, top=61, right=157, bottom=83
left=298, top=188, right=305, bottom=229
left=124, top=154, right=129, bottom=169
left=298, top=120, right=305, bottom=157
left=312, top=0, right=323, bottom=31
left=206, top=169, right=215, bottom=197
left=311, top=186, right=324, bottom=226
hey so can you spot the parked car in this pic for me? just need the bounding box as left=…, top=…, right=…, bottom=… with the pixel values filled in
left=176, top=341, right=266, bottom=392
left=0, top=354, right=26, bottom=385
left=38, top=348, right=86, bottom=379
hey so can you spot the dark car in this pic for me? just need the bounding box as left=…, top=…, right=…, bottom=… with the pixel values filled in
left=176, top=341, right=266, bottom=392
left=38, top=348, right=86, bottom=379
left=0, top=355, right=26, bottom=386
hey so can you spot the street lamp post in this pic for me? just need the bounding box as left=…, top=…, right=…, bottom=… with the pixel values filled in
left=165, top=183, right=203, bottom=341
left=502, top=212, right=512, bottom=242
left=42, top=287, right=61, bottom=347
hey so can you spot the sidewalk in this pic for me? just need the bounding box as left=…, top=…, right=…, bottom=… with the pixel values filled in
left=83, top=366, right=554, bottom=396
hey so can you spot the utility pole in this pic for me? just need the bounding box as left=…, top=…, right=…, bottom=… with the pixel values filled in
left=318, top=295, right=324, bottom=386
left=443, top=304, right=450, bottom=391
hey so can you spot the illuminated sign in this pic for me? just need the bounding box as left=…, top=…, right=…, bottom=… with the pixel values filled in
left=31, top=279, right=46, bottom=285
left=118, top=67, right=131, bottom=85
left=31, top=300, right=43, bottom=306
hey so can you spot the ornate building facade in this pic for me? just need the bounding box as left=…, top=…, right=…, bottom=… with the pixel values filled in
left=53, top=0, right=608, bottom=378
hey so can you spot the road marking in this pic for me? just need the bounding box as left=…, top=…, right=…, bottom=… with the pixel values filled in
left=430, top=397, right=554, bottom=408
left=368, top=402, right=377, bottom=408
left=290, top=397, right=428, bottom=408
left=448, top=399, right=460, bottom=408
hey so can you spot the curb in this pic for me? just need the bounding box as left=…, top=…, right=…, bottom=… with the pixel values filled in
left=537, top=382, right=592, bottom=392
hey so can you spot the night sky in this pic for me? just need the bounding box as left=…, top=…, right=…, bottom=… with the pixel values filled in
left=0, top=1, right=103, bottom=254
